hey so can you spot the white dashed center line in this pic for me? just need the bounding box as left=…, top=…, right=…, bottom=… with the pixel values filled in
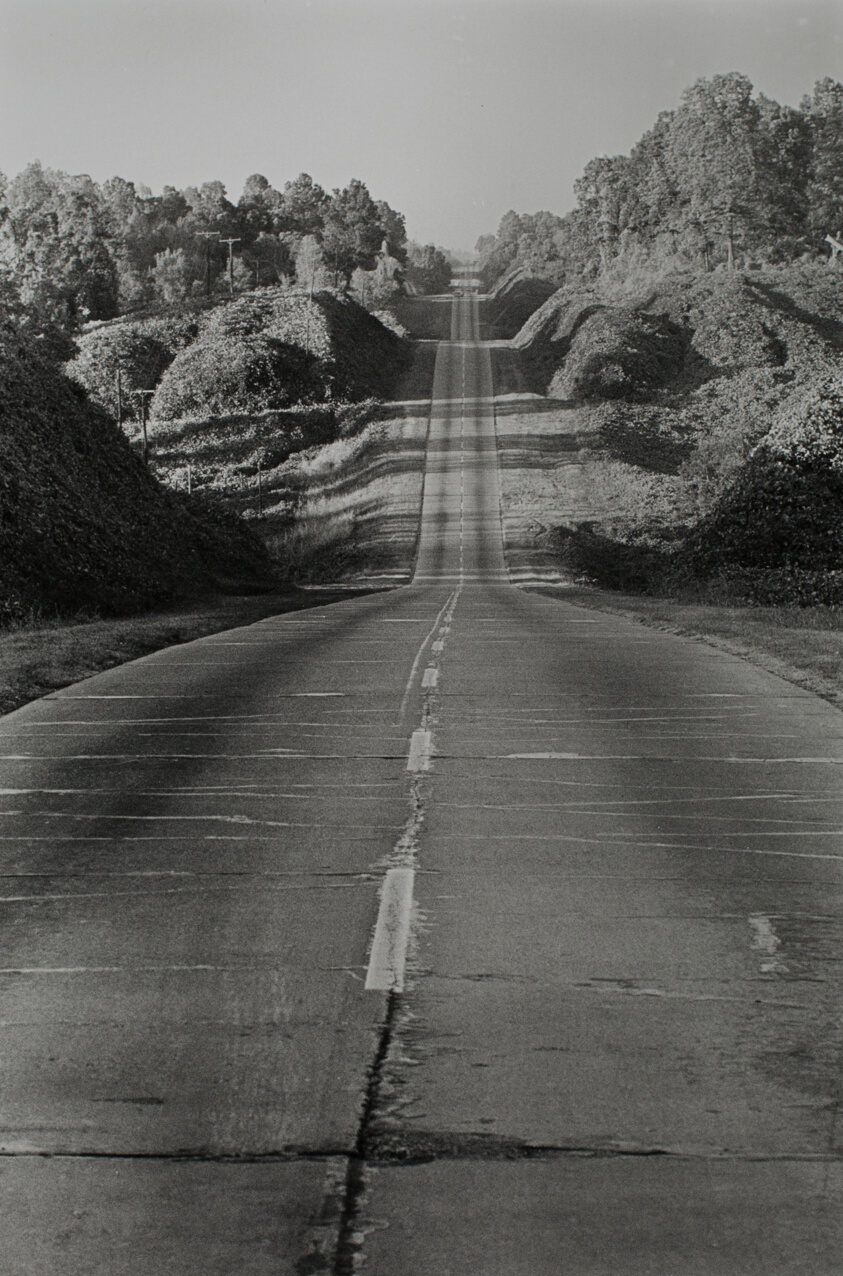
left=407, top=730, right=432, bottom=772
left=365, top=867, right=415, bottom=992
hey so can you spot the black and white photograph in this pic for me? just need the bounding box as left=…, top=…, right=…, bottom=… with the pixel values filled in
left=1, top=0, right=842, bottom=1270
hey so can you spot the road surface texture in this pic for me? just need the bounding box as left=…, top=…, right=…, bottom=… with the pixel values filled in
left=1, top=288, right=842, bottom=1274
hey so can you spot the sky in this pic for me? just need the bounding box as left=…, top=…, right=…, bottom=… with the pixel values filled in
left=1, top=0, right=842, bottom=251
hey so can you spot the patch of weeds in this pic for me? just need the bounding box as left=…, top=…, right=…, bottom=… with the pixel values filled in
left=268, top=511, right=363, bottom=584
left=598, top=407, right=695, bottom=474
left=552, top=522, right=676, bottom=593
left=0, top=593, right=323, bottom=718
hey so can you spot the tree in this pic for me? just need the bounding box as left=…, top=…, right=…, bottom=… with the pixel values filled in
left=755, top=96, right=813, bottom=248
left=182, top=181, right=237, bottom=235
left=804, top=78, right=843, bottom=242
left=100, top=176, right=138, bottom=237
left=322, top=179, right=385, bottom=284
left=475, top=71, right=838, bottom=283
left=277, top=173, right=328, bottom=237
left=476, top=211, right=521, bottom=285
left=151, top=247, right=192, bottom=304
left=237, top=174, right=283, bottom=244
left=628, top=112, right=679, bottom=236
left=294, top=235, right=330, bottom=291
left=245, top=231, right=294, bottom=286
left=0, top=159, right=413, bottom=320
left=376, top=200, right=408, bottom=265
left=666, top=73, right=775, bottom=266
left=1, top=163, right=119, bottom=324
left=406, top=242, right=451, bottom=293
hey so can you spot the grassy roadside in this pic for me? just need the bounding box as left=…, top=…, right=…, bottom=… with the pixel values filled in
left=0, top=335, right=439, bottom=720
left=490, top=357, right=843, bottom=713
left=532, top=584, right=843, bottom=712
left=0, top=588, right=374, bottom=719
left=257, top=340, right=436, bottom=585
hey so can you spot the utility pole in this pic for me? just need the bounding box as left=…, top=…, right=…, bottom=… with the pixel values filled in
left=196, top=231, right=220, bottom=296
left=116, top=364, right=123, bottom=429
left=220, top=237, right=241, bottom=297
left=825, top=232, right=843, bottom=267
left=132, top=390, right=154, bottom=464
left=304, top=271, right=315, bottom=356
left=257, top=456, right=263, bottom=516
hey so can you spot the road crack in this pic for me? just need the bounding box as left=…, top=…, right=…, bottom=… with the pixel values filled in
left=333, top=990, right=400, bottom=1276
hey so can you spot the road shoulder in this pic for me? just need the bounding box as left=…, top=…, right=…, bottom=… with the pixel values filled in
left=0, top=588, right=379, bottom=718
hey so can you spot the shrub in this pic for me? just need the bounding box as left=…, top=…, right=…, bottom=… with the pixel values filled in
left=548, top=308, right=689, bottom=401
left=65, top=317, right=198, bottom=421
left=681, top=453, right=843, bottom=577
left=151, top=335, right=322, bottom=419
left=763, top=375, right=843, bottom=473
left=597, top=405, right=694, bottom=473
left=703, top=566, right=843, bottom=607
left=552, top=523, right=673, bottom=593
left=1, top=330, right=273, bottom=617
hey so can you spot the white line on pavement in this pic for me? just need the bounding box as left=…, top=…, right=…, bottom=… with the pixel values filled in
left=407, top=730, right=432, bottom=772
left=365, top=867, right=415, bottom=992
left=397, top=591, right=457, bottom=721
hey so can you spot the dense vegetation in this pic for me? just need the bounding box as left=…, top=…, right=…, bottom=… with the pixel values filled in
left=511, top=264, right=843, bottom=603
left=477, top=75, right=843, bottom=288
left=481, top=73, right=843, bottom=606
left=0, top=327, right=274, bottom=620
left=0, top=162, right=427, bottom=619
left=0, top=165, right=449, bottom=336
left=67, top=289, right=408, bottom=424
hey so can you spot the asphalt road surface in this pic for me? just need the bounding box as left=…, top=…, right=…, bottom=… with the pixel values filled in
left=1, top=290, right=842, bottom=1274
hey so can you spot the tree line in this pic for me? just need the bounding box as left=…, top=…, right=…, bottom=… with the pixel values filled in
left=0, top=164, right=449, bottom=334
left=477, top=74, right=843, bottom=286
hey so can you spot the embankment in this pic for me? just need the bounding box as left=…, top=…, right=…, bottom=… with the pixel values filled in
left=493, top=265, right=843, bottom=604
left=147, top=334, right=438, bottom=585
left=0, top=331, right=273, bottom=621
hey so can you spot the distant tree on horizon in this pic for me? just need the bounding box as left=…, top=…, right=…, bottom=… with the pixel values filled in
left=0, top=162, right=413, bottom=333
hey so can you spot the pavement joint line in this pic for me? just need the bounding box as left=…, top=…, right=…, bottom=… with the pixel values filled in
left=0, top=1146, right=837, bottom=1164
left=333, top=991, right=399, bottom=1276
left=339, top=316, right=483, bottom=1261
left=0, top=1149, right=355, bottom=1163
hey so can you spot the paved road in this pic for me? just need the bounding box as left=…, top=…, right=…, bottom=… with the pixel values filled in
left=1, top=291, right=842, bottom=1273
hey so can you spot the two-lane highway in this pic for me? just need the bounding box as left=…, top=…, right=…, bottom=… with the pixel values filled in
left=1, top=288, right=841, bottom=1273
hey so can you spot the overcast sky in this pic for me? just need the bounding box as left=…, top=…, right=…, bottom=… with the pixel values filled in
left=1, top=0, right=841, bottom=250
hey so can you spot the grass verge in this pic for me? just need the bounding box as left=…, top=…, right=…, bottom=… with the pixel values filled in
left=492, top=374, right=843, bottom=712
left=0, top=589, right=373, bottom=719
left=262, top=340, right=436, bottom=585
left=531, top=584, right=843, bottom=711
